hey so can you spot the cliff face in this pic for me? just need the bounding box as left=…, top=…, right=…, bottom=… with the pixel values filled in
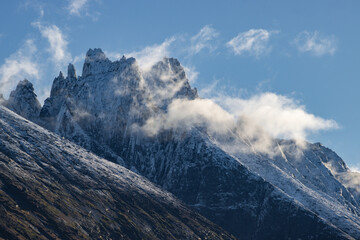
left=3, top=48, right=360, bottom=239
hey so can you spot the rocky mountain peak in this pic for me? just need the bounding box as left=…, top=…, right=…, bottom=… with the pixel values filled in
left=40, top=66, right=77, bottom=130
left=5, top=79, right=41, bottom=121
left=67, top=63, right=77, bottom=79
left=165, top=57, right=185, bottom=77
left=152, top=57, right=186, bottom=80
left=58, top=71, right=64, bottom=79
left=86, top=48, right=107, bottom=61
left=50, top=71, right=68, bottom=97
left=82, top=48, right=112, bottom=77
left=145, top=57, right=198, bottom=106
left=15, top=78, right=31, bottom=88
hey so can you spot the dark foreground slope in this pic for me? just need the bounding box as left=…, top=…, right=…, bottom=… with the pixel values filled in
left=0, top=106, right=235, bottom=240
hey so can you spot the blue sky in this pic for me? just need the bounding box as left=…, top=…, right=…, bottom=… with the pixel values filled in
left=1, top=0, right=360, bottom=167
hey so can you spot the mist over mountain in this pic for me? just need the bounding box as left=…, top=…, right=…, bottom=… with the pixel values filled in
left=1, top=48, right=360, bottom=239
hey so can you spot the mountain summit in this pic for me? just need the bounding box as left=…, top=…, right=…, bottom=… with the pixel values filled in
left=2, top=48, right=360, bottom=239
left=3, top=79, right=41, bottom=122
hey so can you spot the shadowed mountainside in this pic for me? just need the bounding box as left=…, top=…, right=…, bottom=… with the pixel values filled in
left=0, top=106, right=235, bottom=240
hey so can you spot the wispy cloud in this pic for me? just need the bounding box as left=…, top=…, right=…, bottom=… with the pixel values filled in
left=0, top=39, right=40, bottom=97
left=0, top=22, right=73, bottom=102
left=226, top=29, right=276, bottom=57
left=294, top=31, right=336, bottom=56
left=67, top=0, right=88, bottom=16
left=215, top=93, right=338, bottom=141
left=142, top=98, right=235, bottom=137
left=142, top=88, right=338, bottom=154
left=33, top=22, right=72, bottom=68
left=106, top=24, right=220, bottom=72
left=183, top=65, right=199, bottom=83
left=123, top=37, right=175, bottom=72
left=349, top=165, right=360, bottom=173
left=190, top=25, right=219, bottom=54
left=20, top=0, right=45, bottom=18
left=39, top=6, right=44, bottom=18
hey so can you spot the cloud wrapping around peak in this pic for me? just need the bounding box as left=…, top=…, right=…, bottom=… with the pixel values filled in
left=68, top=0, right=88, bottom=16
left=124, top=37, right=175, bottom=72
left=142, top=86, right=338, bottom=155
left=142, top=98, right=235, bottom=136
left=294, top=31, right=336, bottom=56
left=107, top=25, right=218, bottom=74
left=226, top=29, right=276, bottom=57
left=33, top=23, right=72, bottom=68
left=190, top=25, right=219, bottom=54
left=0, top=39, right=39, bottom=97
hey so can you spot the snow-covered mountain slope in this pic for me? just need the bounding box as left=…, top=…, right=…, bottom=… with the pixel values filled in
left=4, top=48, right=360, bottom=239
left=311, top=143, right=360, bottom=204
left=213, top=135, right=360, bottom=238
left=0, top=105, right=235, bottom=240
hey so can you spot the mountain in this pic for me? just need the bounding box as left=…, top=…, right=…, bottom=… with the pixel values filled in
left=3, top=79, right=41, bottom=122
left=3, top=48, right=360, bottom=239
left=0, top=105, right=235, bottom=239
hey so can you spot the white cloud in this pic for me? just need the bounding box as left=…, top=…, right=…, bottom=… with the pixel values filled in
left=142, top=98, right=235, bottom=136
left=333, top=165, right=360, bottom=200
left=199, top=80, right=218, bottom=97
left=124, top=37, right=175, bottom=72
left=20, top=0, right=45, bottom=18
left=183, top=65, right=199, bottom=83
left=39, top=7, right=44, bottom=18
left=190, top=25, right=219, bottom=54
left=294, top=31, right=336, bottom=56
left=0, top=39, right=40, bottom=97
left=106, top=25, right=219, bottom=72
left=68, top=0, right=88, bottom=16
left=215, top=93, right=338, bottom=141
left=349, top=165, right=360, bottom=173
left=33, top=23, right=72, bottom=67
left=226, top=29, right=275, bottom=57
left=141, top=90, right=338, bottom=155
left=37, top=86, right=51, bottom=104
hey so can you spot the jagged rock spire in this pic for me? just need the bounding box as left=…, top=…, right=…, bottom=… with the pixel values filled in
left=86, top=48, right=107, bottom=60
left=145, top=57, right=198, bottom=107
left=82, top=48, right=111, bottom=77
left=68, top=63, right=77, bottom=79
left=5, top=79, right=41, bottom=121
left=58, top=71, right=64, bottom=79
